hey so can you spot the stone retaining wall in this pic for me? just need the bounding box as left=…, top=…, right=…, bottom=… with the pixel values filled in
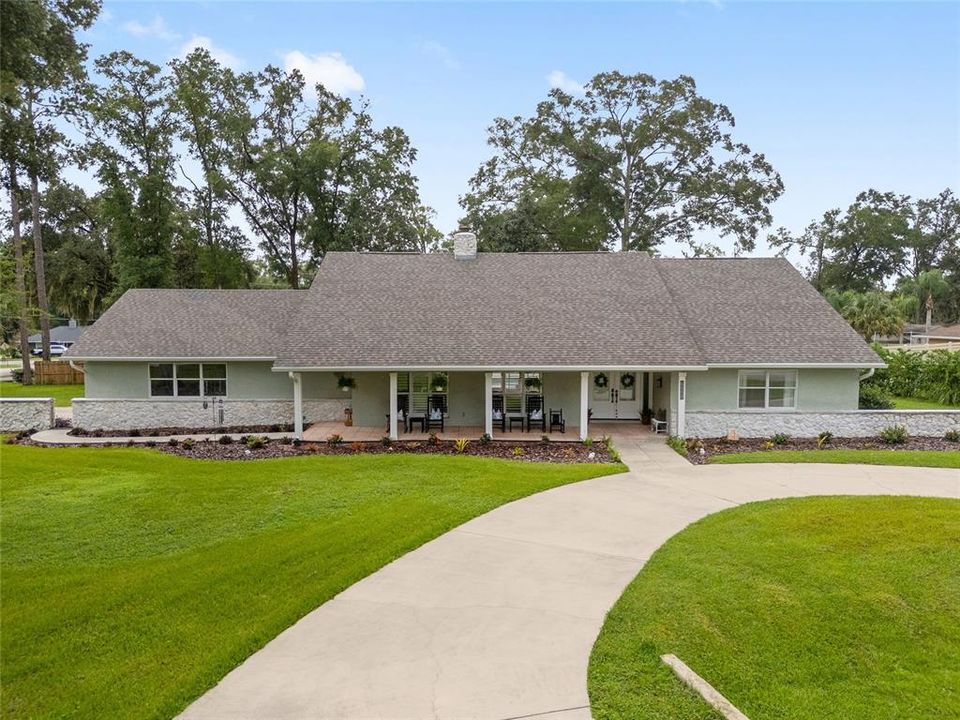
left=73, top=398, right=350, bottom=431
left=685, top=410, right=960, bottom=438
left=0, top=398, right=55, bottom=432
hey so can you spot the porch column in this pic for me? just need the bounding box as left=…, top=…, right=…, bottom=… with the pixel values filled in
left=389, top=371, right=398, bottom=440
left=292, top=372, right=303, bottom=440
left=484, top=372, right=493, bottom=437
left=677, top=371, right=687, bottom=438
left=579, top=371, right=590, bottom=440
left=647, top=372, right=654, bottom=412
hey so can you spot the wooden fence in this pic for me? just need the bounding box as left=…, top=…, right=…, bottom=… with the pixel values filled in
left=33, top=360, right=85, bottom=385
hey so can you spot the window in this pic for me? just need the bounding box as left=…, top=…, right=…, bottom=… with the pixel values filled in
left=492, top=372, right=540, bottom=414
left=395, top=372, right=448, bottom=416
left=738, top=370, right=797, bottom=409
left=149, top=363, right=228, bottom=398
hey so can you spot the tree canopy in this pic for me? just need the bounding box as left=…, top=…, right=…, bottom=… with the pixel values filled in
left=461, top=71, right=784, bottom=254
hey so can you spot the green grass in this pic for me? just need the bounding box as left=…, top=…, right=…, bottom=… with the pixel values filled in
left=589, top=496, right=960, bottom=720
left=710, top=448, right=960, bottom=468
left=892, top=395, right=959, bottom=410
left=0, top=444, right=621, bottom=719
left=0, top=381, right=84, bottom=407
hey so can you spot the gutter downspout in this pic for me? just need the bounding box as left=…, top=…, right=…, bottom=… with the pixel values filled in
left=69, top=360, right=85, bottom=375
left=859, top=368, right=875, bottom=382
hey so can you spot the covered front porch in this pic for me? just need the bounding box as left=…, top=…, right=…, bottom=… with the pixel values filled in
left=290, top=369, right=691, bottom=441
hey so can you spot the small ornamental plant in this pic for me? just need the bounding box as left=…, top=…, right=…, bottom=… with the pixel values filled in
left=816, top=431, right=833, bottom=449
left=454, top=438, right=469, bottom=453
left=511, top=446, right=524, bottom=457
left=541, top=434, right=551, bottom=443
left=327, top=433, right=343, bottom=445
left=218, top=434, right=234, bottom=445
left=771, top=433, right=790, bottom=446
left=381, top=435, right=393, bottom=447
left=167, top=438, right=179, bottom=447
left=582, top=436, right=594, bottom=448
left=182, top=438, right=195, bottom=450
left=944, top=429, right=960, bottom=443
left=478, top=433, right=492, bottom=446
left=349, top=441, right=364, bottom=452
left=428, top=432, right=440, bottom=446
left=246, top=435, right=266, bottom=450
left=879, top=425, right=908, bottom=445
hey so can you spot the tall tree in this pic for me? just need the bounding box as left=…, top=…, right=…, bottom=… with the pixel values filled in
left=462, top=72, right=783, bottom=253
left=1, top=136, right=33, bottom=382
left=0, top=0, right=100, bottom=359
left=85, top=51, right=178, bottom=293
left=770, top=190, right=911, bottom=292
left=211, top=64, right=436, bottom=286
left=170, top=49, right=254, bottom=289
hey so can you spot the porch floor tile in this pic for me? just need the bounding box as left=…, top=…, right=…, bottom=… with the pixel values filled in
left=302, top=422, right=586, bottom=443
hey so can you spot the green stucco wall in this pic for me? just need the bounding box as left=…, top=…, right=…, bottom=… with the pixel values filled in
left=684, top=368, right=860, bottom=411
left=83, top=362, right=343, bottom=402
left=350, top=372, right=389, bottom=427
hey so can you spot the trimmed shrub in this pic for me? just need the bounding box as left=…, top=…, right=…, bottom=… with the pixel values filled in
left=246, top=435, right=266, bottom=449
left=381, top=435, right=393, bottom=447
left=817, top=431, right=833, bottom=448
left=771, top=433, right=790, bottom=445
left=326, top=433, right=343, bottom=445
left=182, top=438, right=195, bottom=450
left=218, top=434, right=234, bottom=445
left=879, top=424, right=908, bottom=445
left=945, top=429, right=960, bottom=443
left=478, top=433, right=492, bottom=446
left=859, top=383, right=894, bottom=409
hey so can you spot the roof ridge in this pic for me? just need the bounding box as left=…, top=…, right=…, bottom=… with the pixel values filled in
left=650, top=257, right=709, bottom=363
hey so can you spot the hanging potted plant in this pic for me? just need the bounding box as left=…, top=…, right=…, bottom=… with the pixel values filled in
left=431, top=372, right=448, bottom=393
left=524, top=375, right=542, bottom=392
left=337, top=375, right=356, bottom=393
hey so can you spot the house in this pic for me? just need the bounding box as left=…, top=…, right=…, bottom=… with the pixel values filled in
left=65, top=230, right=885, bottom=440
left=913, top=323, right=960, bottom=346
left=29, top=321, right=87, bottom=349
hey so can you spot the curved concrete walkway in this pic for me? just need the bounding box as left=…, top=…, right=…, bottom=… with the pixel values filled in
left=180, top=433, right=959, bottom=720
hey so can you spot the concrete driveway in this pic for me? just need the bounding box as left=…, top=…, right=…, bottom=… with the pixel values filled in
left=180, top=431, right=959, bottom=720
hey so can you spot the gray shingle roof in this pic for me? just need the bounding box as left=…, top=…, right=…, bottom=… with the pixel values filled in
left=655, top=257, right=882, bottom=365
left=65, top=289, right=306, bottom=359
left=278, top=252, right=706, bottom=368
left=29, top=325, right=87, bottom=344
left=67, top=253, right=882, bottom=368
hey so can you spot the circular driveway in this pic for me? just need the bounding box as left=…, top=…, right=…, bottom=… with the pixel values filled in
left=180, top=434, right=959, bottom=720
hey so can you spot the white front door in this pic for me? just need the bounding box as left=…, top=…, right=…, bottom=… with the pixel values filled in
left=590, top=372, right=641, bottom=420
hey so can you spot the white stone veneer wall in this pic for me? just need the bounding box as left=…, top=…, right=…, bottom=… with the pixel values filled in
left=0, top=398, right=55, bottom=431
left=73, top=398, right=349, bottom=431
left=685, top=410, right=960, bottom=439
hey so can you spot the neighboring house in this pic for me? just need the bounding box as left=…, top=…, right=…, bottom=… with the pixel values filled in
left=65, top=230, right=885, bottom=439
left=29, top=321, right=87, bottom=349
left=913, top=323, right=960, bottom=346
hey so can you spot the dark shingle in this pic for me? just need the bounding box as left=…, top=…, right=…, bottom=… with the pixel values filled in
left=654, top=257, right=881, bottom=365
left=66, top=289, right=306, bottom=359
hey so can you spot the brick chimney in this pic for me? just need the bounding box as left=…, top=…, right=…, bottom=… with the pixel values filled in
left=453, top=225, right=477, bottom=260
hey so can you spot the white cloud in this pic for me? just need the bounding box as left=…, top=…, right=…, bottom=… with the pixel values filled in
left=283, top=51, right=365, bottom=96
left=180, top=35, right=244, bottom=69
left=419, top=41, right=460, bottom=70
left=547, top=70, right=585, bottom=95
left=122, top=15, right=178, bottom=41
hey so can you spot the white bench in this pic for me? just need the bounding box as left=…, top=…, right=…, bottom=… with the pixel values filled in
left=651, top=417, right=668, bottom=434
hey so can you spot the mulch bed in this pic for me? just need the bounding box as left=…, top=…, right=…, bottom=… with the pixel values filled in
left=158, top=437, right=616, bottom=463
left=681, top=436, right=960, bottom=465
left=68, top=423, right=293, bottom=438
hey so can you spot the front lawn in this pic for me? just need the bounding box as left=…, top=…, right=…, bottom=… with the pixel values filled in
left=589, top=496, right=960, bottom=720
left=0, top=381, right=84, bottom=407
left=0, top=444, right=621, bottom=719
left=892, top=395, right=960, bottom=410
left=710, top=448, right=960, bottom=468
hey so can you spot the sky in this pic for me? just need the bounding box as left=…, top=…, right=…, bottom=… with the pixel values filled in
left=83, top=0, right=960, bottom=256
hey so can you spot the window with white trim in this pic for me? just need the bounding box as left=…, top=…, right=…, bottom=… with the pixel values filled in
left=395, top=372, right=447, bottom=415
left=738, top=370, right=796, bottom=409
left=149, top=363, right=227, bottom=398
left=491, top=372, right=540, bottom=413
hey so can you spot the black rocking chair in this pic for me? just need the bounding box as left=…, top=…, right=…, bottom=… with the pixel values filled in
left=549, top=408, right=565, bottom=434
left=426, top=394, right=446, bottom=433
left=526, top=394, right=545, bottom=433
left=491, top=394, right=506, bottom=433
